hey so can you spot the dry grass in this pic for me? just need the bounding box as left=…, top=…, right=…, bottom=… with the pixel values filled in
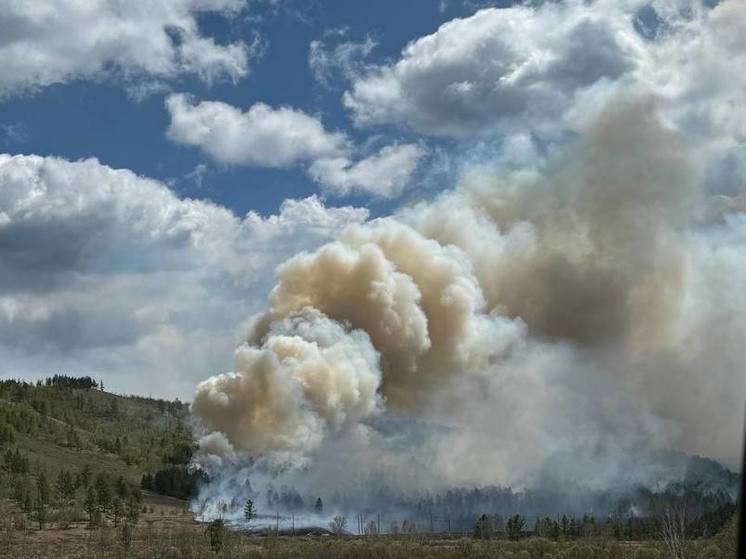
left=0, top=498, right=738, bottom=559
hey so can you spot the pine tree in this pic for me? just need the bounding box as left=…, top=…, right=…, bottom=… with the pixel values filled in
left=314, top=497, right=323, bottom=514
left=506, top=514, right=526, bottom=540
left=111, top=497, right=124, bottom=527
left=85, top=484, right=99, bottom=527
left=116, top=475, right=130, bottom=499
left=55, top=469, right=74, bottom=502
left=126, top=494, right=141, bottom=524
left=77, top=464, right=92, bottom=488
left=95, top=473, right=112, bottom=513
left=35, top=470, right=50, bottom=529
left=243, top=498, right=256, bottom=526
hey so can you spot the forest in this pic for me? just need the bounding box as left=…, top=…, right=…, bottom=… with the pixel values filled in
left=0, top=376, right=740, bottom=558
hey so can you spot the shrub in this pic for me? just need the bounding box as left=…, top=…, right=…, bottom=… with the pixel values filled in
left=206, top=519, right=225, bottom=552
left=119, top=522, right=134, bottom=551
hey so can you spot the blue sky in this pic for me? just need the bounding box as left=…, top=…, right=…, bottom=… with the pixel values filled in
left=0, top=1, right=744, bottom=474
left=0, top=0, right=515, bottom=217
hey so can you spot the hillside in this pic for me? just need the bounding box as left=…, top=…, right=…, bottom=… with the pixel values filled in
left=0, top=375, right=200, bottom=527
left=0, top=376, right=740, bottom=559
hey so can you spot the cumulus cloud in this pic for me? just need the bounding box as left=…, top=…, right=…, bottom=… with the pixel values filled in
left=342, top=0, right=746, bottom=156
left=643, top=0, right=746, bottom=197
left=0, top=0, right=252, bottom=98
left=343, top=0, right=640, bottom=137
left=166, top=94, right=347, bottom=167
left=166, top=93, right=427, bottom=197
left=0, top=153, right=368, bottom=396
left=308, top=143, right=427, bottom=197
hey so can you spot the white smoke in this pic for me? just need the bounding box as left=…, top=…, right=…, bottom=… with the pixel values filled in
left=193, top=308, right=383, bottom=461
left=190, top=3, right=746, bottom=508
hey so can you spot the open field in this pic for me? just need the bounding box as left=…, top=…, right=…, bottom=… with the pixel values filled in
left=0, top=495, right=738, bottom=559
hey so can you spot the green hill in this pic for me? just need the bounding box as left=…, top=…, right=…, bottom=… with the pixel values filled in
left=0, top=375, right=198, bottom=527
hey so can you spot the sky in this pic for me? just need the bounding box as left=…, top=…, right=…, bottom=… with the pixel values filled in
left=0, top=0, right=511, bottom=217
left=0, top=0, right=744, bottom=416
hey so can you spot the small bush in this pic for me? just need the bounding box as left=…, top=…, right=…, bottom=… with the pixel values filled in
left=206, top=519, right=225, bottom=552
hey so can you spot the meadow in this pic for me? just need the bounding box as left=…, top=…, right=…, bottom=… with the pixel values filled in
left=0, top=506, right=738, bottom=559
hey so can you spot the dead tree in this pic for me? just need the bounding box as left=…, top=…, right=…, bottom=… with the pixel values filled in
left=659, top=503, right=688, bottom=559
left=329, top=515, right=347, bottom=536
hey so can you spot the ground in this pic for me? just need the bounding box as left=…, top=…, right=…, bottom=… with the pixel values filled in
left=0, top=495, right=738, bottom=559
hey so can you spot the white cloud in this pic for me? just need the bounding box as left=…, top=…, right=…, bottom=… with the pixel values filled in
left=642, top=0, right=746, bottom=196
left=340, top=0, right=746, bottom=202
left=309, top=143, right=427, bottom=197
left=343, top=1, right=641, bottom=138
left=309, top=34, right=377, bottom=87
left=0, top=0, right=252, bottom=98
left=0, top=153, right=368, bottom=397
left=166, top=94, right=426, bottom=197
left=342, top=0, right=746, bottom=158
left=242, top=196, right=370, bottom=240
left=166, top=93, right=347, bottom=166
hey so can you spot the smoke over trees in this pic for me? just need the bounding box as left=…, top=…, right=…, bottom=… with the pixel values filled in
left=188, top=1, right=745, bottom=528
left=191, top=97, right=745, bottom=497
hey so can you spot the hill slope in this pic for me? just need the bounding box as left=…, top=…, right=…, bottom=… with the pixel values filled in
left=0, top=375, right=197, bottom=526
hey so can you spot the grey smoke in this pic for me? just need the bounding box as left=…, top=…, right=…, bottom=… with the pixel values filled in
left=191, top=94, right=744, bottom=509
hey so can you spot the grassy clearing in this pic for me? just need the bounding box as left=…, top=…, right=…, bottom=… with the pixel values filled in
left=14, top=433, right=143, bottom=483
left=0, top=498, right=738, bottom=559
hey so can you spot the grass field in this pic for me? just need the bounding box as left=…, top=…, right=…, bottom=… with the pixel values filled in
left=14, top=432, right=144, bottom=484
left=0, top=495, right=738, bottom=559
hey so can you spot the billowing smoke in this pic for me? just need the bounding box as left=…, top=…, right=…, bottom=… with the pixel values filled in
left=249, top=218, right=524, bottom=412
left=191, top=95, right=744, bottom=506
left=193, top=308, right=383, bottom=459
left=432, top=97, right=694, bottom=353
left=188, top=0, right=746, bottom=520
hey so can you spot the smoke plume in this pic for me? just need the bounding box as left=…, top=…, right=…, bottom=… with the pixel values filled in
left=193, top=308, right=383, bottom=459
left=191, top=94, right=744, bottom=503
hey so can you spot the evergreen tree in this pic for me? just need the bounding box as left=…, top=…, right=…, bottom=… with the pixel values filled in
left=314, top=497, right=323, bottom=514
left=473, top=514, right=493, bottom=539
left=111, top=497, right=124, bottom=527
left=244, top=498, right=256, bottom=526
left=506, top=514, right=526, bottom=540
left=0, top=422, right=15, bottom=445
left=95, top=473, right=112, bottom=513
left=35, top=470, right=50, bottom=529
left=141, top=472, right=153, bottom=490
left=77, top=464, right=92, bottom=488
left=55, top=469, right=74, bottom=502
left=116, top=475, right=130, bottom=499
left=126, top=494, right=141, bottom=524
left=36, top=470, right=50, bottom=504
left=23, top=489, right=33, bottom=514
left=85, top=485, right=99, bottom=527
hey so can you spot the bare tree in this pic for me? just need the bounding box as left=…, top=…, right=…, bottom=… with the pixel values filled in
left=365, top=519, right=378, bottom=535
left=329, top=515, right=347, bottom=536
left=659, top=503, right=688, bottom=559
